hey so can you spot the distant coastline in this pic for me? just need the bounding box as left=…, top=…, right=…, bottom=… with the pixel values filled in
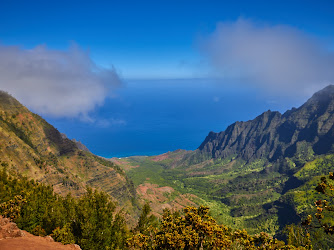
left=102, top=149, right=188, bottom=159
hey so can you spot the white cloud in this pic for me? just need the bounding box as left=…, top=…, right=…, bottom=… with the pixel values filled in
left=0, top=43, right=121, bottom=118
left=200, top=18, right=334, bottom=96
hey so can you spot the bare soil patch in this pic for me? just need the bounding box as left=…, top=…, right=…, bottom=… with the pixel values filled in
left=0, top=216, right=81, bottom=250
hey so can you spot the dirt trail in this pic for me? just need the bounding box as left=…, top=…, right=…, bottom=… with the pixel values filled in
left=0, top=216, right=81, bottom=250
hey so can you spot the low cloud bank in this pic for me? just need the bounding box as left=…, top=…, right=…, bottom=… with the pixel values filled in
left=0, top=43, right=121, bottom=119
left=200, top=18, right=334, bottom=96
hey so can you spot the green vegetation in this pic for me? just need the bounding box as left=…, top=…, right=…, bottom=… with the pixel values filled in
left=127, top=157, right=169, bottom=187
left=123, top=155, right=286, bottom=234
left=128, top=205, right=310, bottom=249
left=3, top=162, right=333, bottom=249
left=297, top=172, right=334, bottom=249
left=0, top=91, right=137, bottom=218
left=120, top=150, right=334, bottom=245
left=117, top=153, right=334, bottom=249
left=0, top=166, right=129, bottom=249
left=294, top=155, right=334, bottom=181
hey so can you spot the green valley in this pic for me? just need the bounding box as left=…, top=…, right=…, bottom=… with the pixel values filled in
left=2, top=85, right=334, bottom=248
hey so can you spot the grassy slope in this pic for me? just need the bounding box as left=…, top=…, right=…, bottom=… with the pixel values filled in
left=283, top=155, right=334, bottom=216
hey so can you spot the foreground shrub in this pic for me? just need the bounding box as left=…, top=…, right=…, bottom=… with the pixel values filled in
left=128, top=205, right=307, bottom=249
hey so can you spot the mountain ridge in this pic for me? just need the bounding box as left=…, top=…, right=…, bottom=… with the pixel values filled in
left=197, top=85, right=334, bottom=162
left=0, top=90, right=136, bottom=209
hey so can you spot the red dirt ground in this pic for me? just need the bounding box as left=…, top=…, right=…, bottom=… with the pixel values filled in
left=0, top=216, right=81, bottom=250
left=150, top=153, right=169, bottom=162
left=136, top=183, right=198, bottom=217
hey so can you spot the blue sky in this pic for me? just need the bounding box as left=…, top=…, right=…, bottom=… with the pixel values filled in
left=1, top=1, right=334, bottom=156
left=1, top=0, right=333, bottom=78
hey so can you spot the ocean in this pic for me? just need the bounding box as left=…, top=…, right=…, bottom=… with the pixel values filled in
left=45, top=79, right=305, bottom=158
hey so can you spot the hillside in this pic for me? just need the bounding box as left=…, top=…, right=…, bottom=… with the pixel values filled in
left=0, top=91, right=135, bottom=207
left=117, top=85, right=334, bottom=242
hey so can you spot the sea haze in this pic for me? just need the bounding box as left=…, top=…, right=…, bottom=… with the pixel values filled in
left=45, top=79, right=305, bottom=158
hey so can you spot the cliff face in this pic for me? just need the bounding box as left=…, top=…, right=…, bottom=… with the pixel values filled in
left=0, top=91, right=135, bottom=204
left=198, top=85, right=334, bottom=162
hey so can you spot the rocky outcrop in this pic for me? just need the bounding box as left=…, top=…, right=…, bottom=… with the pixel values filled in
left=71, top=139, right=90, bottom=153
left=0, top=216, right=81, bottom=249
left=0, top=216, right=25, bottom=239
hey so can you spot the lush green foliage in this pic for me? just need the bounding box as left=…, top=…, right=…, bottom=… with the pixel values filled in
left=128, top=205, right=309, bottom=249
left=123, top=151, right=334, bottom=243
left=284, top=224, right=312, bottom=248
left=125, top=156, right=290, bottom=234
left=297, top=172, right=334, bottom=247
left=134, top=202, right=158, bottom=235
left=281, top=171, right=334, bottom=249
left=0, top=166, right=129, bottom=249
left=1, top=163, right=331, bottom=249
